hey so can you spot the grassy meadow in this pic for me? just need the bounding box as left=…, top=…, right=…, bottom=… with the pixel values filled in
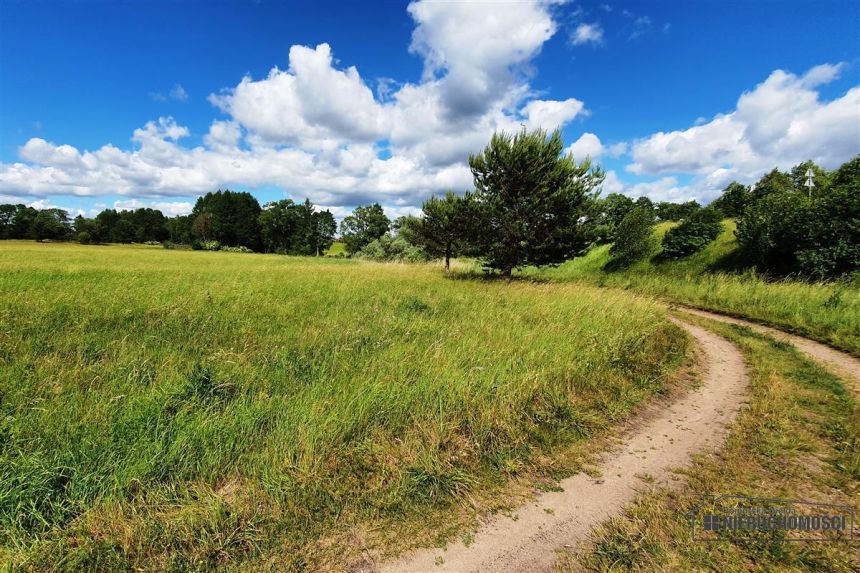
left=0, top=241, right=687, bottom=571
left=522, top=220, right=860, bottom=356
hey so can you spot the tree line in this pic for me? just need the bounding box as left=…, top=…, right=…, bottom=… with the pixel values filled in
left=0, top=193, right=339, bottom=256
left=2, top=128, right=857, bottom=279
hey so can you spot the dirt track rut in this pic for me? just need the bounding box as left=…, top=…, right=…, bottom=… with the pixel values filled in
left=677, top=306, right=859, bottom=394
left=379, top=318, right=749, bottom=573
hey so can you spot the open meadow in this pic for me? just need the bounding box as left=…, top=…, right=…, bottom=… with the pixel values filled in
left=0, top=241, right=687, bottom=570
left=2, top=1, right=859, bottom=570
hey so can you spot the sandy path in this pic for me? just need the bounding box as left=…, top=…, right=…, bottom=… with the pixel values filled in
left=676, top=307, right=859, bottom=393
left=379, top=318, right=749, bottom=573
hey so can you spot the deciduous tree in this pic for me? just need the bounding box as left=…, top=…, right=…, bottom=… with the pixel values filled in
left=340, top=203, right=390, bottom=255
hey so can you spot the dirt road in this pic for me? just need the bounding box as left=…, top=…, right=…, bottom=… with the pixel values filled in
left=379, top=317, right=749, bottom=573
left=677, top=306, right=859, bottom=393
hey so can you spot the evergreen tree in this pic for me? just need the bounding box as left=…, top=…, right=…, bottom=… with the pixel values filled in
left=467, top=128, right=604, bottom=276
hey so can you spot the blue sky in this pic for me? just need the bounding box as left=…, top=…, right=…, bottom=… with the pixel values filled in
left=1, top=0, right=858, bottom=219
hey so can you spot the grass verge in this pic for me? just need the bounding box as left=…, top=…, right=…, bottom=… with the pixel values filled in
left=564, top=313, right=859, bottom=572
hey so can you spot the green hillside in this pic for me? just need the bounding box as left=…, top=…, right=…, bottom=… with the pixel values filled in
left=523, top=220, right=860, bottom=355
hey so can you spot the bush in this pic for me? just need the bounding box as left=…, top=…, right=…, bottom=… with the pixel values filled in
left=608, top=208, right=655, bottom=268
left=661, top=207, right=723, bottom=259
left=355, top=234, right=428, bottom=262
left=220, top=245, right=253, bottom=253
left=192, top=240, right=222, bottom=251
left=736, top=191, right=811, bottom=275
left=76, top=231, right=92, bottom=245
left=654, top=200, right=700, bottom=222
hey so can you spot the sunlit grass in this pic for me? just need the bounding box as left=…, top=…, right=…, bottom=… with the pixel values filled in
left=523, top=220, right=860, bottom=355
left=0, top=241, right=685, bottom=571
left=324, top=240, right=347, bottom=257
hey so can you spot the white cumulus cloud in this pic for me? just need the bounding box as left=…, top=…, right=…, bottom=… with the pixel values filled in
left=2, top=0, right=570, bottom=210
left=522, top=98, right=586, bottom=130
left=565, top=132, right=603, bottom=158
left=626, top=63, right=860, bottom=201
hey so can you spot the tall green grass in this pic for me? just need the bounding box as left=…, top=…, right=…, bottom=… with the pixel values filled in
left=523, top=220, right=860, bottom=356
left=0, top=241, right=685, bottom=571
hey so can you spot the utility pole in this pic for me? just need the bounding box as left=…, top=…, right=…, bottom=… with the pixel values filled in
left=805, top=168, right=815, bottom=198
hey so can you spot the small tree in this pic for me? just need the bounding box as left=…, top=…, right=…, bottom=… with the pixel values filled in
left=655, top=200, right=700, bottom=221
left=74, top=214, right=97, bottom=244
left=0, top=204, right=17, bottom=239
left=340, top=203, right=390, bottom=255
left=751, top=168, right=793, bottom=199
left=789, top=160, right=829, bottom=194
left=10, top=205, right=38, bottom=239
left=634, top=196, right=654, bottom=213
left=602, top=193, right=636, bottom=227
left=192, top=212, right=214, bottom=242
left=608, top=207, right=655, bottom=268
left=736, top=156, right=859, bottom=278
left=191, top=190, right=262, bottom=250
left=661, top=207, right=723, bottom=258
left=711, top=181, right=750, bottom=217
left=311, top=209, right=337, bottom=256
left=468, top=128, right=604, bottom=276
left=415, top=191, right=471, bottom=273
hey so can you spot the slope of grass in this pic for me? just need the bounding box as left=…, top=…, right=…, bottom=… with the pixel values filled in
left=523, top=220, right=860, bottom=356
left=324, top=240, right=347, bottom=257
left=567, top=314, right=859, bottom=572
left=0, top=241, right=686, bottom=571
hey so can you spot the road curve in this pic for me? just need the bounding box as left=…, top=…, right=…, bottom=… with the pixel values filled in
left=676, top=306, right=859, bottom=394
left=378, top=318, right=749, bottom=573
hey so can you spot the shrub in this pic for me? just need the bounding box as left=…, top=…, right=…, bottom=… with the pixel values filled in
left=220, top=245, right=253, bottom=253
left=194, top=240, right=221, bottom=251
left=711, top=181, right=751, bottom=217
left=654, top=200, right=700, bottom=222
left=661, top=207, right=723, bottom=259
left=356, top=234, right=428, bottom=262
left=340, top=203, right=390, bottom=255
left=735, top=192, right=808, bottom=275
left=76, top=231, right=92, bottom=245
left=608, top=208, right=655, bottom=268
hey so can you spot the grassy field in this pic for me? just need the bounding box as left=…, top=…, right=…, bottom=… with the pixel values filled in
left=567, top=313, right=860, bottom=572
left=0, top=241, right=686, bottom=571
left=324, top=240, right=347, bottom=257
left=522, top=220, right=860, bottom=356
